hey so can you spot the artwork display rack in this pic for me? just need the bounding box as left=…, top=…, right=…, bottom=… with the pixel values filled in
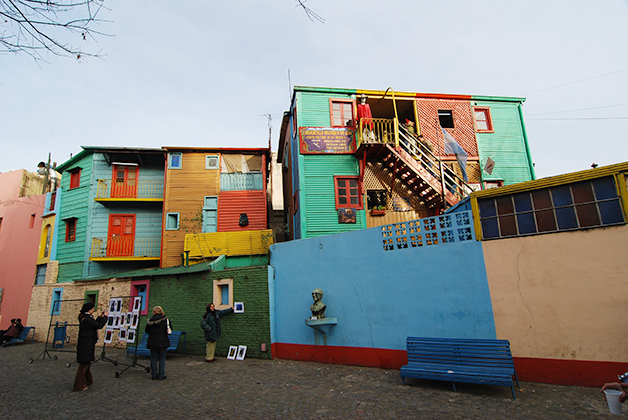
left=31, top=298, right=85, bottom=364
left=112, top=295, right=149, bottom=378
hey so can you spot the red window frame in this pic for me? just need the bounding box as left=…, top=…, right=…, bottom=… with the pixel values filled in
left=65, top=218, right=77, bottom=242
left=111, top=164, right=139, bottom=198
left=334, top=176, right=362, bottom=210
left=69, top=169, right=81, bottom=189
left=49, top=191, right=56, bottom=211
left=329, top=99, right=355, bottom=128
left=473, top=107, right=494, bottom=133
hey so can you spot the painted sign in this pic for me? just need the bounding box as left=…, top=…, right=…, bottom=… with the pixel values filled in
left=300, top=127, right=356, bottom=154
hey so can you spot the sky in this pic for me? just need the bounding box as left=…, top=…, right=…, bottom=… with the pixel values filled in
left=1, top=0, right=627, bottom=180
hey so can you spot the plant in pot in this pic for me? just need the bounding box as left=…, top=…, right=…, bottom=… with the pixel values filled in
left=371, top=205, right=387, bottom=216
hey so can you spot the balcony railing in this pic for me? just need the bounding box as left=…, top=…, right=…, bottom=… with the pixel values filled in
left=356, top=117, right=399, bottom=147
left=96, top=179, right=164, bottom=200
left=90, top=237, right=161, bottom=259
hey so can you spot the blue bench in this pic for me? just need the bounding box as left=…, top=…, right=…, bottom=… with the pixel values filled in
left=2, top=326, right=35, bottom=347
left=126, top=331, right=186, bottom=358
left=400, top=337, right=520, bottom=399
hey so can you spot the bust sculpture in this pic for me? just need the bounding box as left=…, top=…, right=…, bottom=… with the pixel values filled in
left=309, top=288, right=326, bottom=319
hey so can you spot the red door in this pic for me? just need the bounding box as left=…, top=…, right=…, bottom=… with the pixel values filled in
left=108, top=214, right=136, bottom=257
left=111, top=165, right=138, bottom=198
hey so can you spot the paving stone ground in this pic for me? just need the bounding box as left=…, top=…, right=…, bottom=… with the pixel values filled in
left=0, top=343, right=622, bottom=419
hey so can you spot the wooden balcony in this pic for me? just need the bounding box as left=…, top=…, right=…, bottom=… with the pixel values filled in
left=95, top=179, right=164, bottom=201
left=90, top=236, right=161, bottom=261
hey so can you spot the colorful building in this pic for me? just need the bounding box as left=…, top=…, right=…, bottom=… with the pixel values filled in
left=278, top=86, right=535, bottom=240
left=162, top=147, right=273, bottom=268
left=269, top=162, right=628, bottom=387
left=0, top=170, right=49, bottom=329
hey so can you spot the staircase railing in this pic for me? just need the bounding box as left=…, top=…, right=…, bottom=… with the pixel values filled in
left=396, top=123, right=474, bottom=203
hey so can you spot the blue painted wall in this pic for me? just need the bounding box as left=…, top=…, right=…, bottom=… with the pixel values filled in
left=270, top=223, right=496, bottom=352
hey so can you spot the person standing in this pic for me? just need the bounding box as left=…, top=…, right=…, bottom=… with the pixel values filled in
left=145, top=306, right=170, bottom=380
left=200, top=303, right=233, bottom=363
left=73, top=303, right=107, bottom=391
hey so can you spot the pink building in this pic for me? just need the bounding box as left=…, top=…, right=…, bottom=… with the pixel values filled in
left=0, top=170, right=46, bottom=329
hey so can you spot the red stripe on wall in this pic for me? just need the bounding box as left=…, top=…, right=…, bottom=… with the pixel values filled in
left=271, top=344, right=628, bottom=388
left=513, top=357, right=628, bottom=388
left=271, top=343, right=407, bottom=369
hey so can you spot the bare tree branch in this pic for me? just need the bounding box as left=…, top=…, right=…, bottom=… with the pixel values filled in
left=295, top=0, right=324, bottom=24
left=0, top=0, right=110, bottom=61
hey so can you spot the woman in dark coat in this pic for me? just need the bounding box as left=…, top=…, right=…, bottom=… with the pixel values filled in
left=200, top=303, right=233, bottom=363
left=145, top=306, right=170, bottom=380
left=73, top=302, right=107, bottom=392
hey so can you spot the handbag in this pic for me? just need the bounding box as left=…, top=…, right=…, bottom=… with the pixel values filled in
left=166, top=318, right=172, bottom=335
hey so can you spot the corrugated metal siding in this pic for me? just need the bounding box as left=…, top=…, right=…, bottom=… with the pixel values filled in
left=185, top=229, right=273, bottom=258
left=473, top=100, right=533, bottom=185
left=302, top=155, right=365, bottom=238
left=162, top=152, right=220, bottom=267
left=56, top=153, right=93, bottom=281
left=218, top=190, right=267, bottom=232
left=298, top=91, right=355, bottom=127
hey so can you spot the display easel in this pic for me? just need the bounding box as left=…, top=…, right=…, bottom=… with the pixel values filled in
left=31, top=298, right=85, bottom=364
left=31, top=295, right=149, bottom=378
left=108, top=295, right=149, bottom=378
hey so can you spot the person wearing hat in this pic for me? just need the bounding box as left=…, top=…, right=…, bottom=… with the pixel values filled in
left=73, top=302, right=108, bottom=392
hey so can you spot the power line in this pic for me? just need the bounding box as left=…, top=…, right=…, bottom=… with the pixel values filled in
left=526, top=102, right=628, bottom=116
left=527, top=117, right=628, bottom=121
left=523, top=68, right=628, bottom=95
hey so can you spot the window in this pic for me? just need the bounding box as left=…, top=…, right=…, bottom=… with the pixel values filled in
left=49, top=192, right=56, bottom=212
left=65, top=218, right=77, bottom=242
left=84, top=291, right=99, bottom=307
left=438, top=110, right=454, bottom=128
left=334, top=176, right=362, bottom=209
left=35, top=264, right=46, bottom=285
left=69, top=168, right=81, bottom=189
left=473, top=107, right=493, bottom=132
left=50, top=287, right=63, bottom=315
left=478, top=176, right=625, bottom=240
left=213, top=278, right=233, bottom=310
left=111, top=164, right=138, bottom=198
left=29, top=214, right=35, bottom=229
left=202, top=196, right=218, bottom=233
left=40, top=224, right=52, bottom=258
left=131, top=280, right=150, bottom=316
left=168, top=152, right=182, bottom=169
left=367, top=190, right=388, bottom=210
left=205, top=155, right=219, bottom=169
left=330, top=99, right=355, bottom=127
left=165, top=213, right=180, bottom=230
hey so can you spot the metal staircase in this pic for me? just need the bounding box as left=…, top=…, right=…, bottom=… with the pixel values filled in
left=356, top=119, right=472, bottom=212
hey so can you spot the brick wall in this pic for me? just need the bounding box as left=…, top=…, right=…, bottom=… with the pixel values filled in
left=28, top=280, right=131, bottom=348
left=146, top=265, right=271, bottom=359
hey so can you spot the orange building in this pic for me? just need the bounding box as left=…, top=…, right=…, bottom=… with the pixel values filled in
left=161, top=147, right=271, bottom=268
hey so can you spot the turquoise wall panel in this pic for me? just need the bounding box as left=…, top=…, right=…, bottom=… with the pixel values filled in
left=270, top=223, right=495, bottom=351
left=294, top=91, right=364, bottom=239
left=473, top=101, right=534, bottom=185
left=301, top=155, right=364, bottom=238
left=56, top=154, right=93, bottom=281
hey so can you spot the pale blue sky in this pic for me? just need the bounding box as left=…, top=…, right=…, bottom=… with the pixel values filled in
left=1, top=0, right=627, bottom=179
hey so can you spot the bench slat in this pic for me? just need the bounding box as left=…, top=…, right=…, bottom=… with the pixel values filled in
left=401, top=337, right=519, bottom=399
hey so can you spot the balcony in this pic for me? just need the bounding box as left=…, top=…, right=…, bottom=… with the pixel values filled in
left=90, top=237, right=161, bottom=261
left=95, top=179, right=164, bottom=201
left=184, top=229, right=274, bottom=258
